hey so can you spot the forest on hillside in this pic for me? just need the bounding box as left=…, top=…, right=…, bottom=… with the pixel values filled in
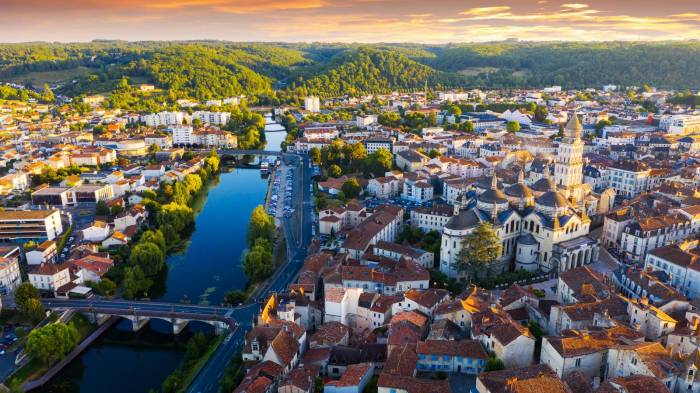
left=2, top=41, right=700, bottom=107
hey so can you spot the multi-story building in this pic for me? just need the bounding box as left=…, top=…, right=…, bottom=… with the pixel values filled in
left=401, top=174, right=433, bottom=203
left=659, top=114, right=700, bottom=135
left=620, top=214, right=690, bottom=262
left=645, top=245, right=700, bottom=299
left=190, top=111, right=230, bottom=125
left=363, top=138, right=393, bottom=155
left=410, top=205, right=454, bottom=233
left=171, top=125, right=195, bottom=145
left=28, top=263, right=71, bottom=293
left=606, top=161, right=653, bottom=197
left=0, top=210, right=63, bottom=242
left=0, top=245, right=21, bottom=295
left=139, top=111, right=184, bottom=127
left=304, top=96, right=320, bottom=113
left=341, top=205, right=403, bottom=259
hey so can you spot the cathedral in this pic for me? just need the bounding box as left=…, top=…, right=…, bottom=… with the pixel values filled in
left=440, top=114, right=604, bottom=280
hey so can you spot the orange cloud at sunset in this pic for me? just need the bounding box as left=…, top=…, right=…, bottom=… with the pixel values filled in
left=1, top=0, right=700, bottom=42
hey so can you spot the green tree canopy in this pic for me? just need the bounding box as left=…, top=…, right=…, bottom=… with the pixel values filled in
left=457, top=221, right=503, bottom=279
left=247, top=205, right=275, bottom=246
left=341, top=178, right=361, bottom=199
left=15, top=282, right=41, bottom=318
left=26, top=323, right=80, bottom=366
left=130, top=241, right=165, bottom=276
left=506, top=121, right=521, bottom=133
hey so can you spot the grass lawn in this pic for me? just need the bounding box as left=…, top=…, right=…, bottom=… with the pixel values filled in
left=0, top=67, right=92, bottom=85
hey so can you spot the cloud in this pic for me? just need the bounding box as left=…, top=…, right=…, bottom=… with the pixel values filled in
left=459, top=6, right=512, bottom=17
left=561, top=3, right=589, bottom=9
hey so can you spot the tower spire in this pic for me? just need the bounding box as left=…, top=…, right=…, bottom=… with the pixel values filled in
left=518, top=168, right=525, bottom=184
left=565, top=112, right=582, bottom=139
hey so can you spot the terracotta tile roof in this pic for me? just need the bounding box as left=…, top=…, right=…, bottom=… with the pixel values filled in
left=478, top=364, right=572, bottom=393
left=325, top=362, right=373, bottom=388
left=596, top=375, right=671, bottom=393
left=377, top=374, right=451, bottom=393
left=416, top=339, right=487, bottom=359
left=383, top=343, right=418, bottom=377
left=310, top=321, right=349, bottom=348
left=403, top=288, right=449, bottom=309
left=270, top=330, right=299, bottom=367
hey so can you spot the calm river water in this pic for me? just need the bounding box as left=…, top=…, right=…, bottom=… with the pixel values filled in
left=38, top=129, right=286, bottom=393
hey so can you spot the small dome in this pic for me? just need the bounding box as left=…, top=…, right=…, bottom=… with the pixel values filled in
left=478, top=188, right=508, bottom=204
left=476, top=176, right=502, bottom=191
left=505, top=183, right=534, bottom=199
left=531, top=177, right=554, bottom=192
left=536, top=190, right=570, bottom=208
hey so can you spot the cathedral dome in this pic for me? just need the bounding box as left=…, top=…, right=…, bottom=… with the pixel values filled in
left=505, top=170, right=534, bottom=199
left=476, top=174, right=508, bottom=205
left=536, top=190, right=570, bottom=209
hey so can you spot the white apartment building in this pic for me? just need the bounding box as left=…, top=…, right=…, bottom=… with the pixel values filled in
left=0, top=245, right=21, bottom=295
left=304, top=96, right=320, bottom=113
left=139, top=111, right=184, bottom=127
left=659, top=114, right=700, bottom=135
left=606, top=161, right=652, bottom=197
left=191, top=111, right=231, bottom=125
left=171, top=125, right=195, bottom=145
left=0, top=210, right=63, bottom=242
left=620, top=214, right=691, bottom=262
left=645, top=245, right=700, bottom=299
left=28, top=263, right=71, bottom=293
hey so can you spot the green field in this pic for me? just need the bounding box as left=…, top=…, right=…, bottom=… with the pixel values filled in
left=0, top=66, right=92, bottom=85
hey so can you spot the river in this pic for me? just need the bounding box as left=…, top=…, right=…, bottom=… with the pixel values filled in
left=38, top=128, right=286, bottom=393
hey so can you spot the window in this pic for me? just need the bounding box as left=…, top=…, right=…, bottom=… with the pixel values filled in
left=575, top=358, right=581, bottom=368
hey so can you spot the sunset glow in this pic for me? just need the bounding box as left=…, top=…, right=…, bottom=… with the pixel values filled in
left=2, top=0, right=700, bottom=42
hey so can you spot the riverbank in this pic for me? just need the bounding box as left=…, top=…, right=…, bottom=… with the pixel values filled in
left=5, top=313, right=98, bottom=391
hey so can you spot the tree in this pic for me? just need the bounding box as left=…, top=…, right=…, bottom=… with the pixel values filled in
left=378, top=112, right=401, bottom=128
left=366, top=148, right=393, bottom=177
left=428, top=149, right=441, bottom=159
left=123, top=266, right=151, bottom=299
left=15, top=282, right=41, bottom=318
left=24, top=299, right=46, bottom=324
left=309, top=147, right=321, bottom=165
left=224, top=290, right=247, bottom=306
left=341, top=178, right=361, bottom=199
left=506, top=121, right=521, bottom=133
left=533, top=105, right=548, bottom=123
left=247, top=205, right=275, bottom=245
left=328, top=164, right=342, bottom=178
left=459, top=120, right=475, bottom=132
left=141, top=229, right=167, bottom=254
left=98, top=278, right=117, bottom=296
left=595, top=119, right=613, bottom=136
left=446, top=104, right=462, bottom=117
left=95, top=200, right=110, bottom=216
left=40, top=84, right=55, bottom=103
left=25, top=323, right=80, bottom=366
left=243, top=238, right=274, bottom=282
left=485, top=357, right=505, bottom=371
left=456, top=222, right=503, bottom=279
left=130, top=241, right=165, bottom=276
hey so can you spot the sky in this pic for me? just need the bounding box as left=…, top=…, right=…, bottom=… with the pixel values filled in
left=2, top=0, right=700, bottom=43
